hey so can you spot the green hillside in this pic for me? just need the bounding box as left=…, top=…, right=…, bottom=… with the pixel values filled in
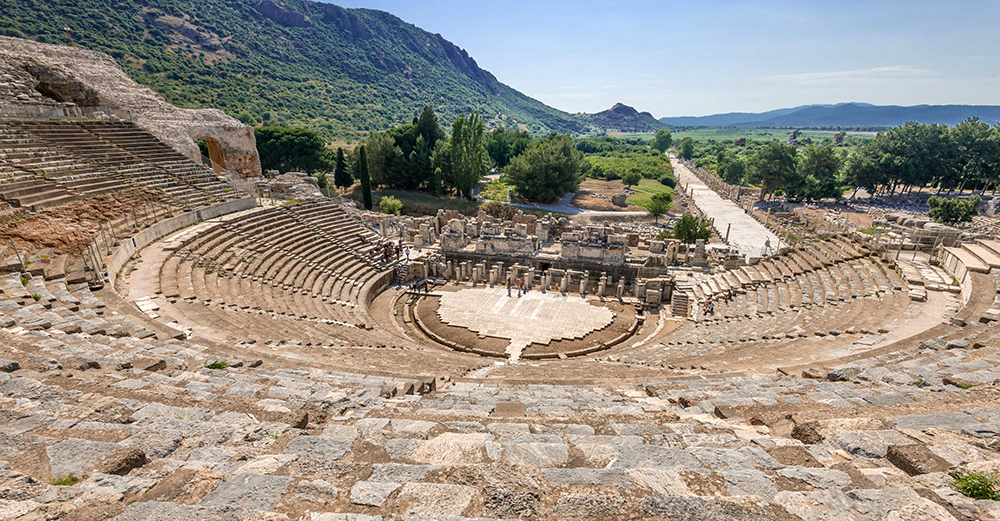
left=0, top=0, right=590, bottom=139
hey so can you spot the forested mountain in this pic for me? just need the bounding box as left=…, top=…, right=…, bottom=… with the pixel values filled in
left=660, top=102, right=1000, bottom=128
left=0, top=0, right=592, bottom=139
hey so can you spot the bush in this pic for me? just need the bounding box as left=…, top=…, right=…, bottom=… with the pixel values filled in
left=928, top=196, right=980, bottom=225
left=659, top=174, right=676, bottom=188
left=379, top=195, right=403, bottom=215
left=480, top=201, right=517, bottom=220
left=674, top=213, right=713, bottom=244
left=206, top=361, right=230, bottom=370
left=950, top=471, right=1000, bottom=500
left=622, top=172, right=641, bottom=187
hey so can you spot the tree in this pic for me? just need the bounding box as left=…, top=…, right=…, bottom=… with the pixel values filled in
left=254, top=127, right=331, bottom=173
left=431, top=140, right=452, bottom=193
left=358, top=145, right=373, bottom=211
left=506, top=133, right=587, bottom=202
left=486, top=127, right=532, bottom=168
left=673, top=213, right=712, bottom=244
left=363, top=131, right=396, bottom=187
left=646, top=192, right=672, bottom=222
left=721, top=156, right=746, bottom=185
left=928, top=196, right=980, bottom=225
left=432, top=167, right=443, bottom=197
left=314, top=171, right=329, bottom=192
left=333, top=147, right=352, bottom=191
left=678, top=137, right=695, bottom=159
left=651, top=129, right=673, bottom=153
left=749, top=141, right=797, bottom=201
left=379, top=195, right=403, bottom=215
left=450, top=112, right=489, bottom=199
left=788, top=145, right=843, bottom=201
left=414, top=105, right=445, bottom=150
left=622, top=171, right=641, bottom=187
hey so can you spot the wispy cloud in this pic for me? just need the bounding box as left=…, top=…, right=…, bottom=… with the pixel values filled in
left=766, top=66, right=934, bottom=85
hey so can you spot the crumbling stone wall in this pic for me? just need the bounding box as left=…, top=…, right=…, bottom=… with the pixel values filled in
left=0, top=36, right=261, bottom=178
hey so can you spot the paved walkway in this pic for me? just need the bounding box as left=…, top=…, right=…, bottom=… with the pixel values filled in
left=670, top=156, right=779, bottom=258
left=437, top=286, right=614, bottom=363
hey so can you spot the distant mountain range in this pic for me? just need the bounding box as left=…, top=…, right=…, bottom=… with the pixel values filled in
left=659, top=103, right=1000, bottom=128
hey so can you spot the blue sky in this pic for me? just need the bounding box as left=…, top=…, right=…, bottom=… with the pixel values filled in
left=327, top=1, right=1000, bottom=117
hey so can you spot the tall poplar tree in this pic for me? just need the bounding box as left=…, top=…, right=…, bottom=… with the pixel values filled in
left=450, top=112, right=489, bottom=199
left=359, top=145, right=373, bottom=211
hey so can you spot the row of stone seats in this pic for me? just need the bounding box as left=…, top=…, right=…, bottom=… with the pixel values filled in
left=2, top=260, right=999, bottom=519
left=5, top=329, right=996, bottom=519
left=0, top=125, right=80, bottom=209
left=0, top=120, right=237, bottom=211
left=79, top=121, right=236, bottom=203
left=159, top=204, right=381, bottom=326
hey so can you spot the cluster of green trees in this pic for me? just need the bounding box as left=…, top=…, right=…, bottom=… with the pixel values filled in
left=842, top=118, right=1000, bottom=196
left=684, top=118, right=1000, bottom=208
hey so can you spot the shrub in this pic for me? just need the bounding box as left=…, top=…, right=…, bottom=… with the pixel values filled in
left=30, top=293, right=41, bottom=301
left=950, top=471, right=1000, bottom=500
left=379, top=195, right=403, bottom=215
left=674, top=213, right=713, bottom=244
left=480, top=201, right=517, bottom=220
left=206, top=361, right=230, bottom=370
left=659, top=174, right=676, bottom=188
left=622, top=172, right=641, bottom=187
left=51, top=474, right=80, bottom=486
left=928, top=196, right=980, bottom=225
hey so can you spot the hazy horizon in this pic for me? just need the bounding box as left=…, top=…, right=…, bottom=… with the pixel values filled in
left=328, top=0, right=1000, bottom=118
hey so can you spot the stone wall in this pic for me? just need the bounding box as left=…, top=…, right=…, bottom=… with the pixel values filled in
left=0, top=36, right=261, bottom=178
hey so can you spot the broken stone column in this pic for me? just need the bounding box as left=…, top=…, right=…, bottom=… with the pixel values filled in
left=541, top=271, right=550, bottom=293
left=579, top=272, right=588, bottom=296
left=526, top=268, right=535, bottom=290
left=446, top=261, right=454, bottom=281
left=560, top=272, right=570, bottom=293
left=598, top=273, right=607, bottom=297
left=636, top=279, right=647, bottom=299
left=617, top=278, right=625, bottom=299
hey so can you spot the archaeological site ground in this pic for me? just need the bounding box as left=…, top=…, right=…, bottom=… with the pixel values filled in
left=0, top=22, right=999, bottom=521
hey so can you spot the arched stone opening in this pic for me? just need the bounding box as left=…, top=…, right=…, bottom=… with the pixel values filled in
left=196, top=136, right=228, bottom=173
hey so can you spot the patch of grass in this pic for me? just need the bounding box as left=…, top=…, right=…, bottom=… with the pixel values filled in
left=482, top=177, right=513, bottom=202
left=205, top=360, right=230, bottom=370
left=51, top=474, right=80, bottom=486
left=857, top=226, right=884, bottom=235
left=950, top=471, right=1000, bottom=500
left=957, top=382, right=975, bottom=390
left=913, top=379, right=926, bottom=388
left=627, top=178, right=675, bottom=210
left=30, top=293, right=41, bottom=301
left=20, top=276, right=29, bottom=286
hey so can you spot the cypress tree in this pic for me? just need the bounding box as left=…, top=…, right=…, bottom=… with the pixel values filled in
left=359, top=145, right=373, bottom=211
left=333, top=147, right=352, bottom=190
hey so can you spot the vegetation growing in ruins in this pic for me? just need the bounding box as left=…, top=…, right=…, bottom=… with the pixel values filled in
left=378, top=195, right=402, bottom=215
left=0, top=0, right=588, bottom=139
left=205, top=361, right=230, bottom=370
left=672, top=213, right=713, bottom=244
left=50, top=475, right=80, bottom=486
left=646, top=192, right=672, bottom=223
left=928, top=196, right=981, bottom=225
left=950, top=471, right=1000, bottom=501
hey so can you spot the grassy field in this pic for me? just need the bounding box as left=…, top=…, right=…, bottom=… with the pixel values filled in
left=627, top=178, right=675, bottom=210
left=669, top=127, right=875, bottom=145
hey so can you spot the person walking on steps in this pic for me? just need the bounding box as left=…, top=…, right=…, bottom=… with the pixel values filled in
left=506, top=275, right=512, bottom=297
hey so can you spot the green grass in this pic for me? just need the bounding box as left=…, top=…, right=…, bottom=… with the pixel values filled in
left=205, top=361, right=230, bottom=370
left=627, top=178, right=675, bottom=210
left=481, top=177, right=513, bottom=202
left=51, top=474, right=80, bottom=486
left=30, top=293, right=41, bottom=301
left=950, top=471, right=1000, bottom=500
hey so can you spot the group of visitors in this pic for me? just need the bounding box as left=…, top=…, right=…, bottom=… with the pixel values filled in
left=506, top=274, right=527, bottom=298
left=362, top=234, right=409, bottom=267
